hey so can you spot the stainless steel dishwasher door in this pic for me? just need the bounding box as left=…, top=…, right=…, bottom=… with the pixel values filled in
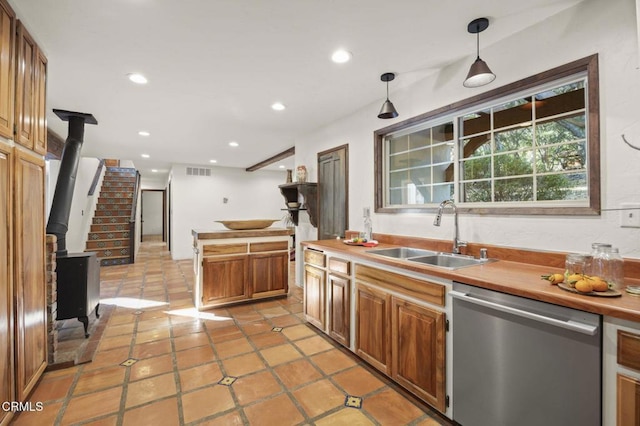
left=452, top=282, right=601, bottom=426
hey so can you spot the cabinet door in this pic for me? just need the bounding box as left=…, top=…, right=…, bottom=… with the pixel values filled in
left=0, top=142, right=13, bottom=424
left=33, top=49, right=46, bottom=155
left=355, top=283, right=391, bottom=374
left=14, top=148, right=46, bottom=401
left=0, top=0, right=15, bottom=140
left=392, top=297, right=446, bottom=412
left=249, top=251, right=288, bottom=297
left=328, top=274, right=350, bottom=347
left=202, top=255, right=248, bottom=305
left=14, top=22, right=36, bottom=150
left=618, top=374, right=640, bottom=426
left=303, top=265, right=325, bottom=330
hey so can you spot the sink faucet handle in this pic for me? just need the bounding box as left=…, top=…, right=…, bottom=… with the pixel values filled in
left=479, top=248, right=488, bottom=259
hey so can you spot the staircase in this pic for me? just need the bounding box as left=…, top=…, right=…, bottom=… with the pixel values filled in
left=86, top=167, right=137, bottom=266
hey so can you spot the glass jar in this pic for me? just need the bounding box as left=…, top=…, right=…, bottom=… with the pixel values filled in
left=590, top=243, right=612, bottom=279
left=565, top=253, right=588, bottom=281
left=606, top=247, right=624, bottom=290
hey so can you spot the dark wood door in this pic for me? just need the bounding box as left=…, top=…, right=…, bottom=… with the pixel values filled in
left=318, top=145, right=348, bottom=240
left=0, top=0, right=15, bottom=140
left=250, top=251, right=288, bottom=296
left=303, top=265, right=325, bottom=330
left=328, top=274, right=350, bottom=347
left=202, top=255, right=248, bottom=304
left=0, top=142, right=13, bottom=424
left=355, top=283, right=390, bottom=374
left=392, top=297, right=446, bottom=412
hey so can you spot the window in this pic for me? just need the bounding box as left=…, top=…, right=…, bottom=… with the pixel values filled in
left=374, top=55, right=599, bottom=215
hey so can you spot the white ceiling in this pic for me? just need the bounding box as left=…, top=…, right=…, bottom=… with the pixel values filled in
left=11, top=0, right=582, bottom=182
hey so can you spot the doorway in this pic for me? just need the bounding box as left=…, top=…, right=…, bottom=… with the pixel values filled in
left=141, top=189, right=166, bottom=242
left=317, top=144, right=348, bottom=240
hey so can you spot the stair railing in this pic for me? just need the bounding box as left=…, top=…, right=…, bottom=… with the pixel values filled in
left=87, top=159, right=105, bottom=196
left=129, top=171, right=141, bottom=263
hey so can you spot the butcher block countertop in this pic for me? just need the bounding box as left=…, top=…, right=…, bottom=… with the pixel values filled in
left=302, top=238, right=640, bottom=323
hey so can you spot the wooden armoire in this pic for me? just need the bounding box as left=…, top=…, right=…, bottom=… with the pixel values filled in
left=1, top=0, right=48, bottom=423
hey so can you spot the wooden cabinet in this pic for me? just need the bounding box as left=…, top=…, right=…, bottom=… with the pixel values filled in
left=0, top=0, right=15, bottom=140
left=304, top=265, right=325, bottom=330
left=14, top=21, right=46, bottom=154
left=617, top=374, right=640, bottom=426
left=328, top=273, right=350, bottom=347
left=355, top=283, right=391, bottom=374
left=249, top=251, right=288, bottom=297
left=13, top=148, right=46, bottom=401
left=202, top=255, right=249, bottom=305
left=0, top=141, right=13, bottom=425
left=392, top=297, right=446, bottom=412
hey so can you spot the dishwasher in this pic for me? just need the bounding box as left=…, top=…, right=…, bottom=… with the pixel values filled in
left=451, top=282, right=601, bottom=426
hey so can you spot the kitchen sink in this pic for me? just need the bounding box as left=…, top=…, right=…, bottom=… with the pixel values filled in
left=409, top=253, right=496, bottom=270
left=366, top=247, right=438, bottom=259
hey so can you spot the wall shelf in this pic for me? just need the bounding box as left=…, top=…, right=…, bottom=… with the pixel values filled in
left=279, top=183, right=318, bottom=227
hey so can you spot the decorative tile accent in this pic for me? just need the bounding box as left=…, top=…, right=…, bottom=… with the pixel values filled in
left=345, top=395, right=363, bottom=409
left=218, top=376, right=237, bottom=386
left=121, top=358, right=138, bottom=367
left=272, top=327, right=283, bottom=332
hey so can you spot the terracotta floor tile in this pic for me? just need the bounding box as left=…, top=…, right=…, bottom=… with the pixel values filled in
left=258, top=306, right=290, bottom=318
left=129, top=353, right=174, bottom=381
left=249, top=331, right=287, bottom=349
left=137, top=317, right=171, bottom=332
left=80, top=415, right=119, bottom=426
left=74, top=365, right=127, bottom=395
left=260, top=343, right=303, bottom=366
left=109, top=314, right=136, bottom=326
left=175, top=345, right=216, bottom=369
left=85, top=346, right=131, bottom=371
left=363, top=388, right=425, bottom=425
left=135, top=327, right=171, bottom=344
left=131, top=339, right=173, bottom=359
left=281, top=324, right=317, bottom=340
left=104, top=322, right=135, bottom=337
left=315, top=408, right=375, bottom=426
left=287, top=303, right=304, bottom=314
left=122, top=396, right=180, bottom=426
left=171, top=321, right=205, bottom=337
left=310, top=348, right=358, bottom=375
left=294, top=335, right=335, bottom=356
left=292, top=379, right=345, bottom=418
left=331, top=366, right=385, bottom=396
left=416, top=416, right=447, bottom=425
left=208, top=325, right=244, bottom=343
left=138, top=308, right=167, bottom=321
left=173, top=331, right=210, bottom=351
left=215, top=337, right=254, bottom=359
left=98, top=334, right=133, bottom=351
left=181, top=386, right=235, bottom=424
left=239, top=320, right=273, bottom=336
left=11, top=401, right=62, bottom=426
left=40, top=365, right=80, bottom=379
left=28, top=374, right=74, bottom=402
left=222, top=352, right=266, bottom=377
left=273, top=359, right=323, bottom=389
left=230, top=311, right=264, bottom=323
left=243, top=393, right=304, bottom=426
left=270, top=314, right=302, bottom=327
left=62, top=386, right=122, bottom=424
left=179, top=362, right=223, bottom=392
left=125, top=372, right=177, bottom=408
left=197, top=411, right=245, bottom=426
left=233, top=370, right=282, bottom=405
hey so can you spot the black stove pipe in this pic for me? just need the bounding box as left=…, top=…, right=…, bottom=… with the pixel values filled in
left=46, top=109, right=98, bottom=257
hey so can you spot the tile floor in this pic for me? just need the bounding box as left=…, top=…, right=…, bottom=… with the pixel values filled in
left=13, top=239, right=448, bottom=425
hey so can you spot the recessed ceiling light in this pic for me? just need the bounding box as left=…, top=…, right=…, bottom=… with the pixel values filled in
left=278, top=165, right=286, bottom=169
left=138, top=131, right=150, bottom=136
left=151, top=169, right=158, bottom=173
left=228, top=141, right=239, bottom=147
left=127, top=73, right=148, bottom=84
left=271, top=102, right=286, bottom=111
left=141, top=154, right=150, bottom=158
left=331, top=49, right=352, bottom=64
left=209, top=159, right=217, bottom=163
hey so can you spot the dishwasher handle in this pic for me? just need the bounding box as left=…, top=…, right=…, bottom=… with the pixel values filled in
left=450, top=290, right=598, bottom=336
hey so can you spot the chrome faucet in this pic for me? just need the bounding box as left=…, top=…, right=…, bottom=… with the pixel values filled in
left=433, top=200, right=467, bottom=254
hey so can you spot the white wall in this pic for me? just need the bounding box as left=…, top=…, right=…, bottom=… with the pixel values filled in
left=170, top=164, right=288, bottom=259
left=142, top=191, right=164, bottom=236
left=296, top=0, right=640, bottom=266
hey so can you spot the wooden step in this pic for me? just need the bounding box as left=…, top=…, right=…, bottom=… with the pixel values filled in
left=96, top=203, right=133, bottom=211
left=101, top=181, right=135, bottom=189
left=92, top=216, right=130, bottom=225
left=95, top=209, right=131, bottom=217
left=99, top=191, right=134, bottom=199
left=89, top=247, right=131, bottom=258
left=86, top=238, right=129, bottom=250
left=88, top=230, right=130, bottom=241
left=90, top=223, right=130, bottom=232
left=103, top=176, right=137, bottom=183
left=97, top=197, right=134, bottom=205
left=99, top=256, right=131, bottom=267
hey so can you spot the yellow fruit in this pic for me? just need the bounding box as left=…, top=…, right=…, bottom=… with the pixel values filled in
left=567, top=273, right=584, bottom=283
left=589, top=277, right=608, bottom=292
left=541, top=273, right=564, bottom=285
left=574, top=279, right=593, bottom=293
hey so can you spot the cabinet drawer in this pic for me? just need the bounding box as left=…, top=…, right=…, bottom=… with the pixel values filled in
left=328, top=257, right=350, bottom=275
left=304, top=249, right=325, bottom=267
left=203, top=243, right=247, bottom=256
left=250, top=241, right=288, bottom=253
left=618, top=330, right=640, bottom=371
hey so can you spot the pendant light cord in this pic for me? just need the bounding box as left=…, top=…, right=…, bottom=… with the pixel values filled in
left=475, top=27, right=480, bottom=60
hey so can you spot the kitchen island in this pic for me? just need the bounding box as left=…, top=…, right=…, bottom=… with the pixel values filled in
left=192, top=228, right=290, bottom=309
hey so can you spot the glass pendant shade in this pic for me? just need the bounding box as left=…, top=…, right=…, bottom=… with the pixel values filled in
left=378, top=99, right=398, bottom=119
left=463, top=57, right=496, bottom=88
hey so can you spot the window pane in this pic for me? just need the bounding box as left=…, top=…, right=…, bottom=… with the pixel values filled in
left=461, top=109, right=490, bottom=137
left=388, top=185, right=430, bottom=205
left=537, top=172, right=587, bottom=201
left=461, top=134, right=491, bottom=158
left=494, top=177, right=533, bottom=201
left=388, top=135, right=408, bottom=154
left=494, top=151, right=533, bottom=178
left=495, top=127, right=533, bottom=153
left=535, top=81, right=585, bottom=121
left=536, top=141, right=586, bottom=173
left=433, top=164, right=453, bottom=183
left=389, top=170, right=408, bottom=188
left=460, top=180, right=491, bottom=202
left=536, top=114, right=586, bottom=145
left=462, top=157, right=491, bottom=180
left=494, top=97, right=532, bottom=130
left=410, top=166, right=431, bottom=185
left=410, top=129, right=431, bottom=149
left=433, top=123, right=453, bottom=143
left=433, top=143, right=454, bottom=163
left=433, top=184, right=454, bottom=203
left=389, top=152, right=410, bottom=171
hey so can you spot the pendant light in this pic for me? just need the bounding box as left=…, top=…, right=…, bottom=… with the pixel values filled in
left=378, top=72, right=399, bottom=119
left=463, top=18, right=496, bottom=88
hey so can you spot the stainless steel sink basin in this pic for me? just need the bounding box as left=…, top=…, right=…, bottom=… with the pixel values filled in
left=366, top=247, right=438, bottom=259
left=409, top=253, right=496, bottom=270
